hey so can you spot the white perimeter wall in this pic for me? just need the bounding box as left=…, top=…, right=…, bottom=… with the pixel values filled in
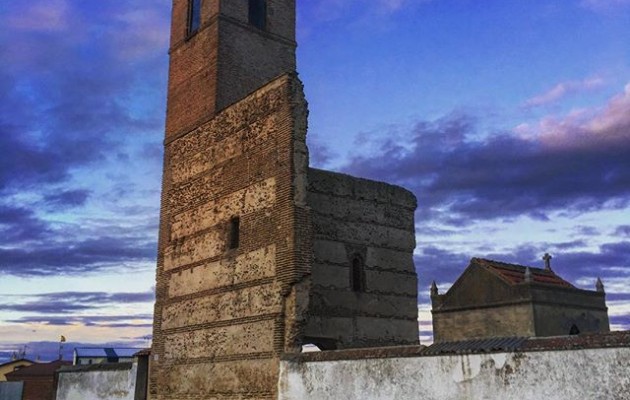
left=56, top=363, right=137, bottom=400
left=279, top=348, right=630, bottom=400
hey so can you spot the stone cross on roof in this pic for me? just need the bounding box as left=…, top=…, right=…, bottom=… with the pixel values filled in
left=542, top=253, right=553, bottom=271
left=430, top=281, right=439, bottom=297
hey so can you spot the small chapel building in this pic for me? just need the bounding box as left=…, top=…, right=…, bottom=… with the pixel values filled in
left=431, top=255, right=610, bottom=342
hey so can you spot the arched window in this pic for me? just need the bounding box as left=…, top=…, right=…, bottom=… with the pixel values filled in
left=187, top=0, right=202, bottom=36
left=229, top=217, right=240, bottom=249
left=248, top=0, right=267, bottom=30
left=569, top=324, right=580, bottom=335
left=351, top=256, right=365, bottom=292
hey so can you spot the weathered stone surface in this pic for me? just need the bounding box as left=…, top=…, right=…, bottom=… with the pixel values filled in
left=56, top=364, right=138, bottom=400
left=312, top=216, right=415, bottom=251
left=163, top=229, right=224, bottom=272
left=164, top=319, right=275, bottom=360
left=432, top=304, right=534, bottom=342
left=365, top=246, right=415, bottom=273
left=306, top=168, right=418, bottom=349
left=311, top=263, right=350, bottom=290
left=304, top=316, right=353, bottom=341
left=168, top=245, right=276, bottom=298
left=279, top=347, right=630, bottom=400
left=365, top=270, right=417, bottom=296
left=162, top=359, right=279, bottom=395
left=309, top=290, right=417, bottom=320
left=162, top=282, right=283, bottom=330
left=170, top=133, right=243, bottom=185
left=170, top=178, right=276, bottom=240
left=313, top=240, right=348, bottom=265
left=354, top=317, right=419, bottom=340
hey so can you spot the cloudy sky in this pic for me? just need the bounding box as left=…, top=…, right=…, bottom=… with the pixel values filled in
left=1, top=0, right=629, bottom=361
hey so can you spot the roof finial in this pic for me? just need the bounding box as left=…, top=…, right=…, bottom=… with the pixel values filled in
left=542, top=253, right=553, bottom=271
left=596, top=277, right=605, bottom=293
left=524, top=267, right=532, bottom=283
left=430, top=281, right=439, bottom=297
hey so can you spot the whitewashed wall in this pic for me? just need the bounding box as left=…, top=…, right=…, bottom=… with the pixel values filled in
left=279, top=348, right=630, bottom=400
left=56, top=363, right=137, bottom=400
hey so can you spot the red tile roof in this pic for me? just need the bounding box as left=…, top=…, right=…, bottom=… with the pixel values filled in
left=473, top=258, right=575, bottom=288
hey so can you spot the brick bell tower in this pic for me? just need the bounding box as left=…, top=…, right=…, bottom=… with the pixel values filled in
left=150, top=0, right=311, bottom=398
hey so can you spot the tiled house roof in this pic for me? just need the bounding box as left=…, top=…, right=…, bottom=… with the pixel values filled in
left=473, top=258, right=575, bottom=288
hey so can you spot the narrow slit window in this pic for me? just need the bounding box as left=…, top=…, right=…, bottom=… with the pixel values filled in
left=187, top=0, right=202, bottom=36
left=351, top=256, right=364, bottom=292
left=229, top=217, right=240, bottom=249
left=248, top=0, right=267, bottom=30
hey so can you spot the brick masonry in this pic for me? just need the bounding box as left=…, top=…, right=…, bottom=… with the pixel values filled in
left=150, top=74, right=311, bottom=400
left=150, top=1, right=419, bottom=398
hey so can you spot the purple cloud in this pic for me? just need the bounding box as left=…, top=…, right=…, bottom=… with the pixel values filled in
left=43, top=189, right=91, bottom=209
left=0, top=291, right=155, bottom=315
left=0, top=236, right=156, bottom=276
left=343, top=85, right=630, bottom=225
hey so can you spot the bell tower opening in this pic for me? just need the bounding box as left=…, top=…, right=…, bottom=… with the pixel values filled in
left=187, top=0, right=201, bottom=36
left=248, top=0, right=267, bottom=30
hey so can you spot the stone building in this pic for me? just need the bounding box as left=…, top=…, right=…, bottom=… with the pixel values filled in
left=149, top=0, right=418, bottom=398
left=431, top=256, right=610, bottom=342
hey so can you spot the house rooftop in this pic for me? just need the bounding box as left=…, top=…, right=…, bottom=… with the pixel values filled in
left=5, top=360, right=70, bottom=378
left=74, top=347, right=144, bottom=358
left=473, top=257, right=575, bottom=288
left=0, top=358, right=34, bottom=368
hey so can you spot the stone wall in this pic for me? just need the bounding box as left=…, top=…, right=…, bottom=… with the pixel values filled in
left=531, top=286, right=609, bottom=336
left=150, top=74, right=311, bottom=400
left=56, top=364, right=138, bottom=400
left=305, top=169, right=418, bottom=349
left=278, top=346, right=630, bottom=400
left=533, top=303, right=610, bottom=336
left=432, top=303, right=534, bottom=342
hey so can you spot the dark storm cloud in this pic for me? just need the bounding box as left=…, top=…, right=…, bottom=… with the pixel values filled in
left=0, top=236, right=157, bottom=276
left=0, top=291, right=155, bottom=315
left=549, top=242, right=630, bottom=277
left=615, top=225, right=630, bottom=237
left=0, top=1, right=168, bottom=194
left=8, top=313, right=154, bottom=326
left=574, top=225, right=601, bottom=237
left=414, top=246, right=471, bottom=290
left=343, top=106, right=630, bottom=225
left=43, top=189, right=91, bottom=209
left=0, top=204, right=51, bottom=242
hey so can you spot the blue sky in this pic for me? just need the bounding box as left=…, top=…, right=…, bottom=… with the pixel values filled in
left=1, top=0, right=629, bottom=361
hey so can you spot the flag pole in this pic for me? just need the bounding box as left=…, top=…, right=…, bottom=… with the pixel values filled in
left=58, top=335, right=66, bottom=360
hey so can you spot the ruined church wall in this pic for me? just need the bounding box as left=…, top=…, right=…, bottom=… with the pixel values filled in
left=150, top=74, right=310, bottom=400
left=533, top=303, right=610, bottom=337
left=279, top=347, right=630, bottom=400
left=432, top=303, right=535, bottom=342
left=305, top=168, right=418, bottom=349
